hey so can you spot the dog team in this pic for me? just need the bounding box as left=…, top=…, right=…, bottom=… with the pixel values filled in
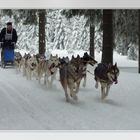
left=14, top=51, right=119, bottom=103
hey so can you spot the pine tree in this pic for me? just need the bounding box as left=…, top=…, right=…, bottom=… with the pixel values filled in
left=114, top=10, right=138, bottom=56
left=16, top=9, right=46, bottom=55
left=1, top=9, right=13, bottom=17
left=62, top=9, right=102, bottom=59
left=47, top=10, right=89, bottom=52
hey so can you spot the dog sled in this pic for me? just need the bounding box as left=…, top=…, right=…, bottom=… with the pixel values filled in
left=1, top=47, right=14, bottom=68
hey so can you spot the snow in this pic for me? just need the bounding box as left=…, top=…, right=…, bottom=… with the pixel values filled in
left=0, top=50, right=140, bottom=130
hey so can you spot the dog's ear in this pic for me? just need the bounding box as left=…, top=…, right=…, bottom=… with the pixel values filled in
left=77, top=54, right=80, bottom=58
left=66, top=56, right=69, bottom=60
left=85, top=52, right=88, bottom=55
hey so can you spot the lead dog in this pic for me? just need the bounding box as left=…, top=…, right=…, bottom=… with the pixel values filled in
left=94, top=63, right=119, bottom=99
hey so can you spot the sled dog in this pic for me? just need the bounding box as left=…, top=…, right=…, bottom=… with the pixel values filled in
left=14, top=52, right=22, bottom=72
left=59, top=54, right=97, bottom=102
left=22, top=53, right=31, bottom=77
left=26, top=55, right=38, bottom=80
left=94, top=63, right=119, bottom=99
left=37, top=54, right=59, bottom=87
left=59, top=56, right=83, bottom=102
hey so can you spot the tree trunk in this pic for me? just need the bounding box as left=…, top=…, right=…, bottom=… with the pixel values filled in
left=138, top=10, right=140, bottom=73
left=39, top=10, right=46, bottom=55
left=123, top=10, right=128, bottom=56
left=89, top=10, right=95, bottom=59
left=102, top=10, right=113, bottom=64
left=90, top=24, right=95, bottom=58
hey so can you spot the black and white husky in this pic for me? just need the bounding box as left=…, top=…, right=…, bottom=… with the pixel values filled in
left=94, top=63, right=119, bottom=99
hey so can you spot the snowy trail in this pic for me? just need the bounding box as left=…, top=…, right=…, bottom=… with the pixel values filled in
left=0, top=66, right=140, bottom=130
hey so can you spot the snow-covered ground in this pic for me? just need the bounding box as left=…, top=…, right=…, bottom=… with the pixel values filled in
left=0, top=50, right=140, bottom=130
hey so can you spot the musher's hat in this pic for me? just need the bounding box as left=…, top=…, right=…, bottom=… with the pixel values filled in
left=6, top=22, right=12, bottom=26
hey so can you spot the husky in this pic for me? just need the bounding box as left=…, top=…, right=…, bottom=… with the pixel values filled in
left=14, top=52, right=22, bottom=73
left=59, top=57, right=82, bottom=102
left=59, top=54, right=97, bottom=102
left=35, top=53, right=46, bottom=63
left=26, top=55, right=38, bottom=80
left=22, top=53, right=31, bottom=77
left=94, top=63, right=119, bottom=99
left=59, top=53, right=97, bottom=102
left=69, top=53, right=97, bottom=90
left=37, top=54, right=59, bottom=87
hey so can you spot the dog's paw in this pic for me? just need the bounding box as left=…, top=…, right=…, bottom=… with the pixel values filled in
left=66, top=97, right=70, bottom=102
left=73, top=95, right=78, bottom=101
left=101, top=94, right=106, bottom=100
left=83, top=83, right=86, bottom=88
